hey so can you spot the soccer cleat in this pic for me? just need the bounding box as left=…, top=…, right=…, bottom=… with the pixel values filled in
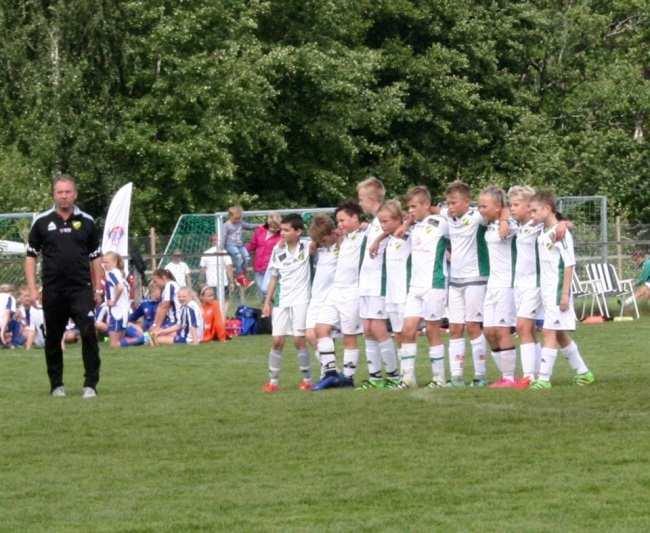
left=446, top=377, right=466, bottom=389
left=262, top=381, right=280, bottom=393
left=489, top=378, right=516, bottom=389
left=338, top=375, right=355, bottom=388
left=383, top=377, right=401, bottom=390
left=574, top=371, right=595, bottom=386
left=513, top=376, right=533, bottom=390
left=528, top=379, right=552, bottom=390
left=81, top=387, right=97, bottom=399
left=298, top=379, right=313, bottom=391
left=427, top=380, right=446, bottom=389
left=312, top=372, right=340, bottom=391
left=471, top=377, right=488, bottom=388
left=356, top=378, right=385, bottom=391
left=51, top=386, right=66, bottom=398
left=236, top=274, right=255, bottom=289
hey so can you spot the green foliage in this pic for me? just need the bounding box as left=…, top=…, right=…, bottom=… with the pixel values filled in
left=1, top=0, right=649, bottom=231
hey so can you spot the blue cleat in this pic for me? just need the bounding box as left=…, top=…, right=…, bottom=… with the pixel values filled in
left=312, top=371, right=341, bottom=391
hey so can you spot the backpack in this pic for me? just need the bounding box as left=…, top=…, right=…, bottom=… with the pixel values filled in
left=235, top=306, right=261, bottom=336
left=225, top=318, right=242, bottom=337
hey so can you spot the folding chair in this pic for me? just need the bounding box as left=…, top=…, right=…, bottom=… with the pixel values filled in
left=584, top=263, right=640, bottom=319
left=571, top=270, right=603, bottom=319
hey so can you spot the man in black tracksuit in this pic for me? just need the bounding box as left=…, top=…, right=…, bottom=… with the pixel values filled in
left=25, top=175, right=103, bottom=398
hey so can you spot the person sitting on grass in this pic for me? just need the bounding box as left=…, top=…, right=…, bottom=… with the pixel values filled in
left=0, top=284, right=17, bottom=348
left=199, top=286, right=228, bottom=342
left=129, top=283, right=161, bottom=333
left=626, top=249, right=650, bottom=306
left=154, top=287, right=203, bottom=346
left=149, top=269, right=181, bottom=346
left=16, top=286, right=45, bottom=349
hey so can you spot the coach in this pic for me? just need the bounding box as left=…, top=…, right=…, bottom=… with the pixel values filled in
left=25, top=175, right=103, bottom=398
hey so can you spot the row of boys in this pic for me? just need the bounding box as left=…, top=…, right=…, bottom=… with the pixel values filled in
left=262, top=177, right=595, bottom=391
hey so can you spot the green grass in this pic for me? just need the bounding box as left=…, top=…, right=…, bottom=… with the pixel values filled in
left=2, top=319, right=650, bottom=532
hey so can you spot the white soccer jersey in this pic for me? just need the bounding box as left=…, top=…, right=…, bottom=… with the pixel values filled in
left=385, top=235, right=411, bottom=305
left=538, top=227, right=576, bottom=304
left=514, top=220, right=543, bottom=289
left=443, top=207, right=489, bottom=284
left=332, top=229, right=364, bottom=289
left=162, top=280, right=181, bottom=324
left=408, top=215, right=449, bottom=290
left=179, top=300, right=204, bottom=343
left=105, top=268, right=131, bottom=320
left=0, top=293, right=16, bottom=325
left=310, top=245, right=337, bottom=306
left=359, top=217, right=388, bottom=297
left=268, top=241, right=311, bottom=308
left=484, top=219, right=518, bottom=289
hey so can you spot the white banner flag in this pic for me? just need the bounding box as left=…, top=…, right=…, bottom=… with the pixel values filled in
left=102, top=182, right=133, bottom=272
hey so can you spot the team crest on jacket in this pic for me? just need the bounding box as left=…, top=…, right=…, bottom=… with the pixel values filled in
left=72, top=220, right=82, bottom=230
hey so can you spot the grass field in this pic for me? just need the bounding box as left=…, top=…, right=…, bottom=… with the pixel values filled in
left=2, top=319, right=650, bottom=532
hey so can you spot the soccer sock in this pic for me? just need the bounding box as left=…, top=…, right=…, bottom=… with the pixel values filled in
left=268, top=349, right=282, bottom=385
left=538, top=347, right=558, bottom=381
left=560, top=341, right=589, bottom=374
left=520, top=342, right=537, bottom=379
left=401, top=343, right=417, bottom=383
left=499, top=347, right=516, bottom=381
left=379, top=338, right=399, bottom=379
left=448, top=338, right=465, bottom=379
left=365, top=339, right=382, bottom=380
left=429, top=344, right=445, bottom=383
left=317, top=338, right=337, bottom=373
left=343, top=348, right=360, bottom=378
left=491, top=347, right=502, bottom=373
left=297, top=348, right=311, bottom=380
left=535, top=342, right=542, bottom=374
left=470, top=334, right=487, bottom=378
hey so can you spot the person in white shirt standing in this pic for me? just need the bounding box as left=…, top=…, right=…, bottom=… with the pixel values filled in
left=442, top=181, right=490, bottom=388
left=357, top=177, right=400, bottom=389
left=528, top=190, right=595, bottom=390
left=200, top=234, right=234, bottom=309
left=165, top=249, right=192, bottom=288
left=262, top=214, right=313, bottom=392
left=102, top=251, right=132, bottom=348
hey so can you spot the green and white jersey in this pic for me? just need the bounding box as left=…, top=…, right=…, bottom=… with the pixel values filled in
left=442, top=207, right=489, bottom=286
left=385, top=235, right=411, bottom=305
left=310, top=245, right=337, bottom=306
left=333, top=229, right=364, bottom=290
left=537, top=226, right=576, bottom=304
left=514, top=220, right=543, bottom=289
left=268, top=241, right=311, bottom=308
left=359, top=217, right=388, bottom=297
left=484, top=219, right=518, bottom=289
left=408, top=215, right=449, bottom=290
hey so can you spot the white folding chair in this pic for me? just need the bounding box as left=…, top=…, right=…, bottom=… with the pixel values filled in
left=571, top=270, right=603, bottom=319
left=584, top=263, right=640, bottom=319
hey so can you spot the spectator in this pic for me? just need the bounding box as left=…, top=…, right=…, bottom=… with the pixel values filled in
left=165, top=249, right=192, bottom=288
left=149, top=268, right=181, bottom=346
left=0, top=284, right=18, bottom=347
left=129, top=283, right=161, bottom=333
left=246, top=213, right=282, bottom=299
left=199, top=286, right=227, bottom=342
left=200, top=234, right=234, bottom=311
left=224, top=205, right=257, bottom=289
left=626, top=250, right=650, bottom=305
left=16, top=287, right=45, bottom=349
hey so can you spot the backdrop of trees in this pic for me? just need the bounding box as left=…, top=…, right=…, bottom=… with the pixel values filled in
left=1, top=0, right=648, bottom=233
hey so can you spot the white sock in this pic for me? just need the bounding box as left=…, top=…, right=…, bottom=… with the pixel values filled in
left=448, top=338, right=465, bottom=379
left=535, top=342, right=542, bottom=374
left=297, top=349, right=311, bottom=380
left=268, top=349, right=282, bottom=384
left=343, top=348, right=360, bottom=378
left=538, top=347, right=558, bottom=381
left=560, top=341, right=589, bottom=374
left=429, top=344, right=446, bottom=383
left=401, top=343, right=417, bottom=383
left=499, top=348, right=516, bottom=381
left=470, top=334, right=487, bottom=378
left=317, top=338, right=337, bottom=373
left=520, top=342, right=537, bottom=379
left=491, top=348, right=502, bottom=373
left=379, top=338, right=399, bottom=378
left=365, top=339, right=382, bottom=379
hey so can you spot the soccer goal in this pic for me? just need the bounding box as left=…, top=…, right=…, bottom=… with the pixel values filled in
left=0, top=212, right=36, bottom=285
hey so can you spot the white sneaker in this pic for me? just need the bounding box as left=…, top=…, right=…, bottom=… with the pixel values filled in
left=51, top=386, right=66, bottom=397
left=82, top=387, right=97, bottom=399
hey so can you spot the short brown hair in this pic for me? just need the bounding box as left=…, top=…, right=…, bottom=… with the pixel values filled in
left=531, top=189, right=557, bottom=213
left=445, top=180, right=471, bottom=199
left=52, top=174, right=77, bottom=192
left=405, top=185, right=431, bottom=205
left=356, top=177, right=385, bottom=202
left=309, top=214, right=336, bottom=245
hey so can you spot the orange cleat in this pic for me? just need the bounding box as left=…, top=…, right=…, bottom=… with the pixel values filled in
left=263, top=381, right=279, bottom=393
left=298, top=379, right=313, bottom=391
left=489, top=378, right=517, bottom=389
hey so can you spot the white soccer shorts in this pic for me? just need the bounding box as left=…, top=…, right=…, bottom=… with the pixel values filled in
left=271, top=303, right=308, bottom=337
left=404, top=287, right=447, bottom=322
left=385, top=302, right=405, bottom=333
left=515, top=287, right=544, bottom=320
left=317, top=290, right=361, bottom=336
left=447, top=284, right=486, bottom=324
left=541, top=294, right=576, bottom=331
left=359, top=295, right=387, bottom=320
left=483, top=287, right=516, bottom=328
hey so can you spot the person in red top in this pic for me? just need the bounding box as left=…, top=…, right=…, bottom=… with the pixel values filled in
left=246, top=213, right=282, bottom=299
left=199, top=286, right=227, bottom=342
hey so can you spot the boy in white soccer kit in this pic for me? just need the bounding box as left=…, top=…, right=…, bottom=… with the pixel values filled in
left=400, top=186, right=450, bottom=388
left=262, top=214, right=313, bottom=392
left=528, top=191, right=594, bottom=390
left=443, top=181, right=490, bottom=387
left=313, top=201, right=364, bottom=390
left=357, top=177, right=400, bottom=389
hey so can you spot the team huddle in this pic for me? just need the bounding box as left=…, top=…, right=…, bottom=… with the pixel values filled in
left=261, top=177, right=595, bottom=392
